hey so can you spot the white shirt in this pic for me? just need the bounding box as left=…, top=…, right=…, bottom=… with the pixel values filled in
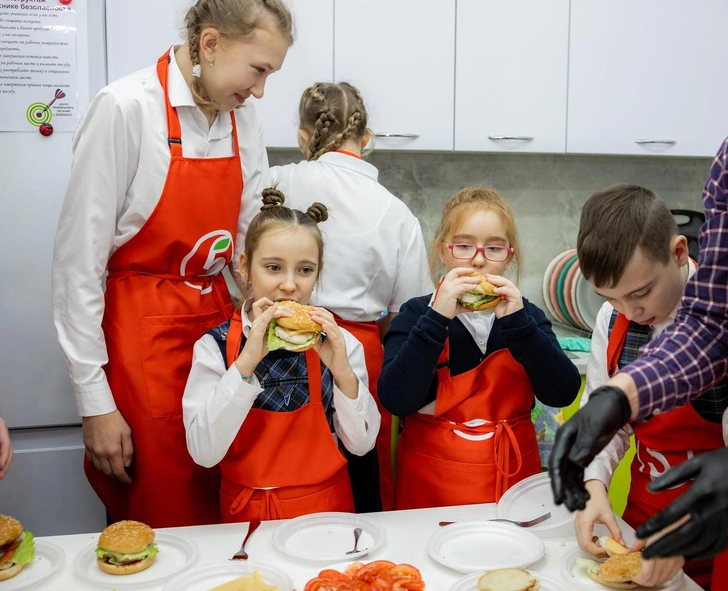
left=52, top=47, right=269, bottom=417
left=270, top=153, right=432, bottom=321
left=583, top=260, right=711, bottom=485
left=182, top=306, right=380, bottom=469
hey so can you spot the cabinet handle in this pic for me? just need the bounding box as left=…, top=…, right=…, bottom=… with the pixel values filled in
left=488, top=135, right=534, bottom=141
left=635, top=139, right=677, bottom=146
left=374, top=133, right=420, bottom=139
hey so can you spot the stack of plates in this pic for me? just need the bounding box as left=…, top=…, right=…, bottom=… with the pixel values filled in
left=542, top=249, right=606, bottom=332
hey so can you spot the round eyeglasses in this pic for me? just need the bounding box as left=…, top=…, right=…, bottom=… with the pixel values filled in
left=444, top=242, right=514, bottom=262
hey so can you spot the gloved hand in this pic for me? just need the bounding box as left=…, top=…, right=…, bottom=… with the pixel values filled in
left=549, top=386, right=632, bottom=511
left=637, top=446, right=728, bottom=561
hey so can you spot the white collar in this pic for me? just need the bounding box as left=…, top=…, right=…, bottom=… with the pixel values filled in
left=167, top=46, right=198, bottom=108
left=667, top=258, right=697, bottom=322
left=316, top=151, right=379, bottom=181
left=240, top=299, right=254, bottom=338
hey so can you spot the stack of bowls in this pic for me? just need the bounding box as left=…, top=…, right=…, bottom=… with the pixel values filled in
left=541, top=249, right=606, bottom=332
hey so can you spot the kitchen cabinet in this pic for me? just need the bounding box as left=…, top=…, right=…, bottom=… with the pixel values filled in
left=567, top=0, right=728, bottom=157
left=256, top=0, right=334, bottom=148
left=455, top=0, right=569, bottom=154
left=334, top=0, right=456, bottom=151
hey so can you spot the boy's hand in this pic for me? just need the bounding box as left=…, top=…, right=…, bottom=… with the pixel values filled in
left=574, top=480, right=626, bottom=557
left=0, top=417, right=13, bottom=480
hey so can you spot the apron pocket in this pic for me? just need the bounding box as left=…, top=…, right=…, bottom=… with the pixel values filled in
left=139, top=310, right=223, bottom=419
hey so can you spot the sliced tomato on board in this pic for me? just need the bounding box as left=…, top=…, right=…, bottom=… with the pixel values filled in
left=343, top=561, right=365, bottom=578
left=392, top=579, right=425, bottom=591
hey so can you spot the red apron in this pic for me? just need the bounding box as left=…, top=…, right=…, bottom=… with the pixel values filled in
left=608, top=313, right=728, bottom=590
left=394, top=335, right=541, bottom=510
left=219, top=310, right=355, bottom=522
left=85, top=48, right=243, bottom=527
left=335, top=317, right=394, bottom=511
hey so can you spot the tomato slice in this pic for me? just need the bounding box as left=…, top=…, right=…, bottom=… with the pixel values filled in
left=353, top=560, right=396, bottom=579
left=317, top=569, right=350, bottom=583
left=343, top=561, right=365, bottom=578
left=337, top=581, right=373, bottom=591
left=303, top=577, right=342, bottom=591
left=392, top=580, right=426, bottom=591
left=387, top=564, right=422, bottom=580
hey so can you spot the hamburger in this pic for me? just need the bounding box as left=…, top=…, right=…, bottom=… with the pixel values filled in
left=267, top=300, right=322, bottom=352
left=95, top=520, right=159, bottom=575
left=478, top=568, right=539, bottom=591
left=458, top=273, right=501, bottom=311
left=0, top=515, right=35, bottom=581
left=578, top=536, right=641, bottom=589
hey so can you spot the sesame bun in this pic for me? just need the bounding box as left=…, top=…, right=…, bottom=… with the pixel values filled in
left=458, top=273, right=501, bottom=311
left=98, top=521, right=155, bottom=554
left=276, top=301, right=323, bottom=333
left=97, top=556, right=156, bottom=576
left=478, top=568, right=539, bottom=591
left=0, top=515, right=23, bottom=546
left=0, top=562, right=23, bottom=582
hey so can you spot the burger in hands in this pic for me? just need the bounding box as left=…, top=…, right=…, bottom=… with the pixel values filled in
left=0, top=515, right=35, bottom=581
left=457, top=272, right=502, bottom=311
left=96, top=520, right=159, bottom=575
left=267, top=300, right=323, bottom=352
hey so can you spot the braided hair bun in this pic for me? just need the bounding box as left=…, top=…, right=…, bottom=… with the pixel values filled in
left=306, top=202, right=328, bottom=223
left=261, top=187, right=285, bottom=210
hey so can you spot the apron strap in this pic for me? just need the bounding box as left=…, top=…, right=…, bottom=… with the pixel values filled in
left=156, top=48, right=240, bottom=159
left=229, top=488, right=286, bottom=520
left=493, top=420, right=524, bottom=501
left=304, top=348, right=324, bottom=406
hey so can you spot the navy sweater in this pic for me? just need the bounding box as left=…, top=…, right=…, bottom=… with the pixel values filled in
left=378, top=295, right=581, bottom=417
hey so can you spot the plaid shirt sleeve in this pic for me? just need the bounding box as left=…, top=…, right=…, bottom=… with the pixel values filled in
left=622, top=137, right=728, bottom=420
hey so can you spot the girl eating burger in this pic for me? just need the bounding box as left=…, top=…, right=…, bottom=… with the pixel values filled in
left=182, top=188, right=380, bottom=522
left=379, top=187, right=580, bottom=509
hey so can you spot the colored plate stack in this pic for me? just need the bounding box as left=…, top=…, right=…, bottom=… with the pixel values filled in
left=541, top=249, right=606, bottom=332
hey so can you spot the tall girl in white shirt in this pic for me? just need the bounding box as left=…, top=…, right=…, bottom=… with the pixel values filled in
left=183, top=188, right=380, bottom=522
left=51, top=0, right=292, bottom=527
left=270, top=82, right=431, bottom=511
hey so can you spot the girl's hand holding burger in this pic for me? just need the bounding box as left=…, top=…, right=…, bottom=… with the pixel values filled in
left=432, top=268, right=481, bottom=319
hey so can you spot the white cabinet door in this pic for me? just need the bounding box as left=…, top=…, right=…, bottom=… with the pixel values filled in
left=334, top=0, right=456, bottom=151
left=455, top=0, right=569, bottom=154
left=256, top=0, right=334, bottom=148
left=106, top=0, right=187, bottom=83
left=568, top=0, right=728, bottom=157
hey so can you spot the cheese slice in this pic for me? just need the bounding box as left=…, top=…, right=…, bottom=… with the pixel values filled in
left=208, top=570, right=278, bottom=591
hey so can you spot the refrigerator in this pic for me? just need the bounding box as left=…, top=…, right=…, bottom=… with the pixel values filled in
left=0, top=0, right=108, bottom=535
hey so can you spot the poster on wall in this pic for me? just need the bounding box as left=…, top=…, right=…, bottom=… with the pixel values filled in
left=0, top=0, right=78, bottom=132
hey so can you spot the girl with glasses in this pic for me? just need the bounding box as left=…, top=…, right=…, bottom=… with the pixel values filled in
left=378, top=187, right=581, bottom=509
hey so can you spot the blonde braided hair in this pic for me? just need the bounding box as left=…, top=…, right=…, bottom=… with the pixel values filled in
left=184, top=0, right=294, bottom=113
left=298, top=82, right=371, bottom=161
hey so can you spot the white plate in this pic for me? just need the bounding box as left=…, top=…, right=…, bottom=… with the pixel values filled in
left=449, top=570, right=564, bottom=591
left=272, top=512, right=386, bottom=562
left=575, top=271, right=606, bottom=331
left=0, top=540, right=64, bottom=591
left=427, top=521, right=545, bottom=574
left=560, top=546, right=684, bottom=591
left=73, top=531, right=198, bottom=588
left=295, top=561, right=441, bottom=590
left=496, top=472, right=575, bottom=539
left=163, top=561, right=293, bottom=591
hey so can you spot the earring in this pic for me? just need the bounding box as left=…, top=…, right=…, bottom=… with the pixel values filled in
left=208, top=59, right=214, bottom=67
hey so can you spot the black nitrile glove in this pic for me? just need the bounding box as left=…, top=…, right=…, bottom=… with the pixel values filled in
left=638, top=446, right=728, bottom=561
left=549, top=385, right=632, bottom=511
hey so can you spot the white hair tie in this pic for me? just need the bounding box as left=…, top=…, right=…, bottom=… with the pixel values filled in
left=192, top=64, right=201, bottom=78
